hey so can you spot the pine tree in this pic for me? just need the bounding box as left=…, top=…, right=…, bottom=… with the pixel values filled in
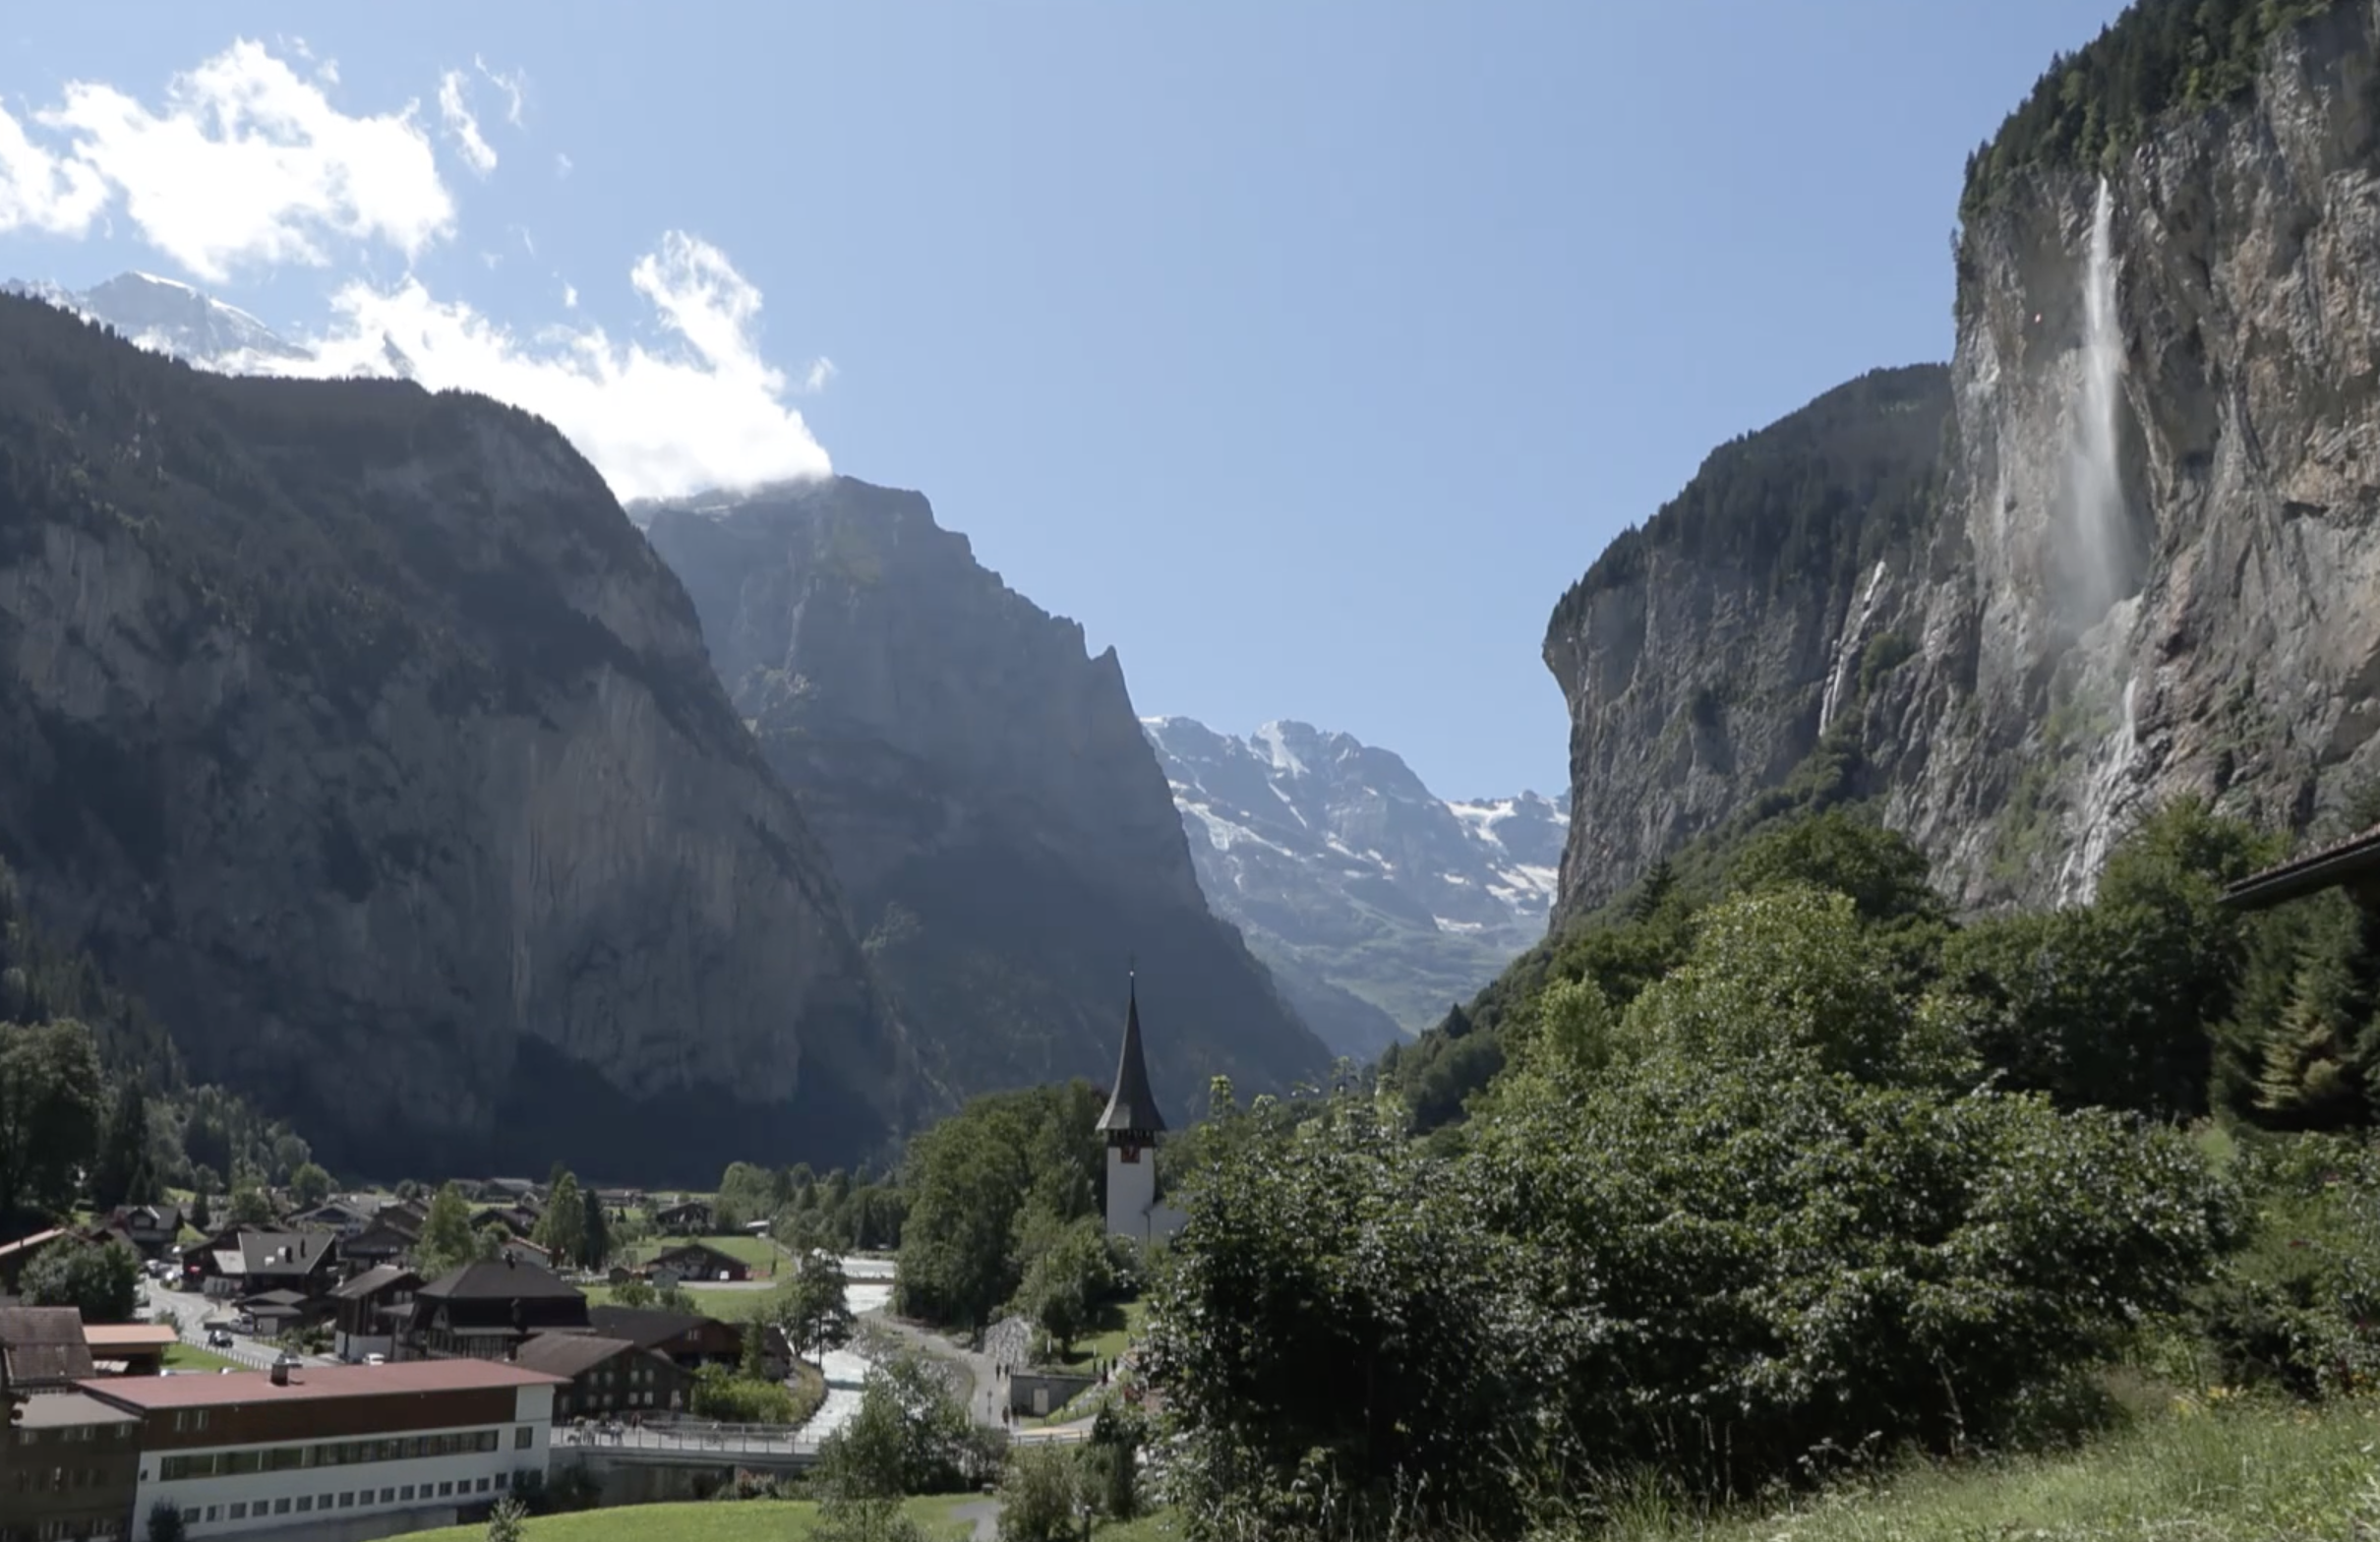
left=579, top=1186, right=610, bottom=1272
left=90, top=1079, right=149, bottom=1213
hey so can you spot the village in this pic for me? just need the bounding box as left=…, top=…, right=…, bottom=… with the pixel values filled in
left=0, top=1002, right=1176, bottom=1542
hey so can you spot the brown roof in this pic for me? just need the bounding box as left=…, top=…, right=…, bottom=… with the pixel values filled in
left=2223, top=822, right=2380, bottom=912
left=77, top=1358, right=565, bottom=1410
left=0, top=1306, right=96, bottom=1385
left=586, top=1305, right=720, bottom=1349
left=417, top=1258, right=583, bottom=1303
left=16, top=1390, right=140, bottom=1430
left=82, top=1324, right=178, bottom=1350
left=0, top=1228, right=65, bottom=1261
left=332, top=1265, right=419, bottom=1301
left=509, top=1333, right=645, bottom=1379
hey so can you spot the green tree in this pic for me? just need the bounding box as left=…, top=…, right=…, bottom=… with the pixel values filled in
left=227, top=1183, right=273, bottom=1228
left=533, top=1172, right=586, bottom=1269
left=474, top=1222, right=507, bottom=1262
left=814, top=1347, right=986, bottom=1499
left=147, top=1499, right=187, bottom=1542
left=22, top=1234, right=142, bottom=1323
left=579, top=1186, right=610, bottom=1271
left=610, top=1276, right=655, bottom=1309
left=90, top=1078, right=151, bottom=1212
left=0, top=1018, right=103, bottom=1222
left=484, top=1495, right=526, bottom=1542
left=773, top=1249, right=855, bottom=1363
left=1013, top=1216, right=1112, bottom=1356
left=415, top=1182, right=478, bottom=1277
left=896, top=1082, right=1103, bottom=1330
left=187, top=1189, right=210, bottom=1233
left=287, top=1161, right=332, bottom=1210
left=996, top=1445, right=1085, bottom=1542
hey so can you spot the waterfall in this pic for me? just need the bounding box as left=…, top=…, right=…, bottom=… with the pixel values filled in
left=2069, top=177, right=2127, bottom=619
left=1817, top=561, right=1889, bottom=735
left=2060, top=676, right=2139, bottom=904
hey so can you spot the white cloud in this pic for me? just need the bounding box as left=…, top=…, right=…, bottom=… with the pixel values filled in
left=437, top=70, right=497, bottom=177
left=554, top=150, right=572, bottom=179
left=34, top=39, right=452, bottom=282
left=474, top=57, right=526, bottom=128
left=0, top=101, right=108, bottom=235
left=561, top=281, right=578, bottom=309
left=239, top=231, right=832, bottom=501
left=802, top=358, right=837, bottom=393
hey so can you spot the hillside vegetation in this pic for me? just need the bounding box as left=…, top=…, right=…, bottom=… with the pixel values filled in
left=1139, top=794, right=2380, bottom=1539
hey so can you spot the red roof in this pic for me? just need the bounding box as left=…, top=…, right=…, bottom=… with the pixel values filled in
left=77, top=1359, right=564, bottom=1410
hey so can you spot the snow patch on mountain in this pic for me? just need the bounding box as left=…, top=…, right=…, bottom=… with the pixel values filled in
left=1143, top=715, right=1565, bottom=1052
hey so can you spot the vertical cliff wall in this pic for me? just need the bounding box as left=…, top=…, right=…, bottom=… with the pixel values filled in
left=1544, top=0, right=2380, bottom=919
left=0, top=296, right=907, bottom=1182
left=644, top=479, right=1334, bottom=1115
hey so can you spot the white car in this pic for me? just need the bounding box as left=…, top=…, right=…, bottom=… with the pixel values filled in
left=364, top=1353, right=387, bottom=1366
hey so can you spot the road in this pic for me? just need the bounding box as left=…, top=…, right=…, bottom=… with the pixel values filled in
left=143, top=1281, right=336, bottom=1372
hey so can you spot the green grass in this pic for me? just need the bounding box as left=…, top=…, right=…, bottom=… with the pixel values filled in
left=1047, top=1297, right=1146, bottom=1371
left=627, top=1233, right=790, bottom=1272
left=579, top=1283, right=770, bottom=1319
left=1603, top=1398, right=2380, bottom=1542
left=160, top=1341, right=242, bottom=1372
left=402, top=1494, right=983, bottom=1542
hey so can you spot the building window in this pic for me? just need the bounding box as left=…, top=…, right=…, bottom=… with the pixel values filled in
left=514, top=1427, right=532, bottom=1450
left=297, top=1497, right=314, bottom=1512
left=227, top=1505, right=247, bottom=1520
left=381, top=1488, right=394, bottom=1503
left=476, top=1477, right=491, bottom=1494
left=273, top=1499, right=291, bottom=1514
left=399, top=1486, right=414, bottom=1501
left=202, top=1509, right=217, bottom=1524
left=340, top=1492, right=355, bottom=1508
left=439, top=1481, right=454, bottom=1497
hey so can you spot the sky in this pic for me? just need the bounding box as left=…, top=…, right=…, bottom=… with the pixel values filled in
left=0, top=1, right=2131, bottom=801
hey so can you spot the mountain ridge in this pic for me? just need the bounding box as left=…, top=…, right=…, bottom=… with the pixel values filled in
left=1143, top=713, right=1564, bottom=1052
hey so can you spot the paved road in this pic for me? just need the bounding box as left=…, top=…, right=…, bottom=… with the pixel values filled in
left=144, top=1283, right=335, bottom=1372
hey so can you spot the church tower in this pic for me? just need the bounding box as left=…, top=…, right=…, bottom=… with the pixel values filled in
left=1097, top=973, right=1169, bottom=1245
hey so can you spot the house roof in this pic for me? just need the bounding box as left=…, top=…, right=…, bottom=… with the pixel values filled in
left=2221, top=823, right=2380, bottom=912
left=510, top=1333, right=645, bottom=1379
left=0, top=1228, right=65, bottom=1262
left=16, top=1390, right=140, bottom=1430
left=78, top=1359, right=565, bottom=1411
left=239, top=1289, right=311, bottom=1309
left=417, top=1258, right=584, bottom=1302
left=1096, top=974, right=1167, bottom=1135
left=332, top=1265, right=420, bottom=1301
left=586, top=1305, right=717, bottom=1348
left=82, top=1324, right=177, bottom=1351
left=0, top=1306, right=97, bottom=1385
left=651, top=1240, right=740, bottom=1266
left=229, top=1232, right=336, bottom=1277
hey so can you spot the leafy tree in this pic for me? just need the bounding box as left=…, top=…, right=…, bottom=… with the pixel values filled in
left=0, top=1018, right=103, bottom=1222
left=474, top=1221, right=508, bottom=1262
left=610, top=1276, right=655, bottom=1309
left=90, top=1078, right=151, bottom=1212
left=227, top=1183, right=273, bottom=1228
left=687, top=1363, right=798, bottom=1423
left=147, top=1500, right=187, bottom=1542
left=532, top=1172, right=586, bottom=1268
left=773, top=1249, right=855, bottom=1363
left=814, top=1347, right=990, bottom=1499
left=22, top=1234, right=142, bottom=1323
left=1013, top=1216, right=1112, bottom=1356
left=997, top=1445, right=1086, bottom=1542
left=287, top=1161, right=332, bottom=1210
left=188, top=1189, right=210, bottom=1233
left=484, top=1495, right=527, bottom=1542
left=415, top=1182, right=478, bottom=1277
left=897, top=1082, right=1103, bottom=1330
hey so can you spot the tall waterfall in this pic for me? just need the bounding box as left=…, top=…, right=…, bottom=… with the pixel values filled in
left=2060, top=676, right=2139, bottom=904
left=2070, top=177, right=2127, bottom=619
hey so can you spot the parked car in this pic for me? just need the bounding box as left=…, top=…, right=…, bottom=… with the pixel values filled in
left=207, top=1329, right=234, bottom=1349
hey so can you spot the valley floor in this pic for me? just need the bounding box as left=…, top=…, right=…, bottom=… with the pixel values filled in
left=1600, top=1397, right=2380, bottom=1542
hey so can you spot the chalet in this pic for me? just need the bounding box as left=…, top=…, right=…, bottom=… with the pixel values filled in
left=493, top=1238, right=554, bottom=1270
left=340, top=1201, right=425, bottom=1271
left=651, top=1200, right=712, bottom=1235
left=401, top=1258, right=588, bottom=1361
left=648, top=1240, right=749, bottom=1283
left=195, top=1231, right=339, bottom=1302
left=331, top=1266, right=421, bottom=1364
left=0, top=1305, right=97, bottom=1392
left=584, top=1305, right=743, bottom=1372
left=0, top=1228, right=68, bottom=1292
left=593, top=1189, right=645, bottom=1214
left=482, top=1178, right=543, bottom=1203
left=476, top=1206, right=542, bottom=1240
left=286, top=1196, right=382, bottom=1236
left=103, top=1203, right=186, bottom=1257
left=509, top=1332, right=692, bottom=1422
left=238, top=1288, right=334, bottom=1339
left=83, top=1322, right=180, bottom=1377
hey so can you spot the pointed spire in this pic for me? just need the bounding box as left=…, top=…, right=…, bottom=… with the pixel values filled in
left=1096, top=969, right=1166, bottom=1136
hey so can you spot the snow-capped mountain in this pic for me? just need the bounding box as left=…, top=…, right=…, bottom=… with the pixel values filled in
left=5, top=271, right=312, bottom=367
left=1143, top=716, right=1567, bottom=1054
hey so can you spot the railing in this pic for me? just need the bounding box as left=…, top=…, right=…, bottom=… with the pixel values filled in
left=556, top=1417, right=820, bottom=1460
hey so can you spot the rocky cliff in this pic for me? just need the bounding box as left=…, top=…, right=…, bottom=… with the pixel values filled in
left=1545, top=0, right=2380, bottom=919
left=0, top=294, right=906, bottom=1182
left=1143, top=715, right=1565, bottom=1053
left=641, top=480, right=1334, bottom=1114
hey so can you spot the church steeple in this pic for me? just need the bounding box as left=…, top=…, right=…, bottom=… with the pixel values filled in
left=1096, top=972, right=1166, bottom=1138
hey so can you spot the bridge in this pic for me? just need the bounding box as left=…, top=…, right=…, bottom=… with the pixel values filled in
left=557, top=1415, right=1085, bottom=1504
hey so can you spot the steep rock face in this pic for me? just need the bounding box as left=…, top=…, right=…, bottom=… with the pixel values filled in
left=1143, top=715, right=1565, bottom=1051
left=1543, top=367, right=1952, bottom=916
left=642, top=480, right=1333, bottom=1114
left=0, top=295, right=905, bottom=1182
left=1545, top=2, right=2380, bottom=918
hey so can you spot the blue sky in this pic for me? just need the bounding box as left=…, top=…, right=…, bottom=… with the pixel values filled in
left=0, top=1, right=2127, bottom=800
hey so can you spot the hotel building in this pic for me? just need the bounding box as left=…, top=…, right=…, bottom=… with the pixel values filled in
left=75, top=1359, right=563, bottom=1539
